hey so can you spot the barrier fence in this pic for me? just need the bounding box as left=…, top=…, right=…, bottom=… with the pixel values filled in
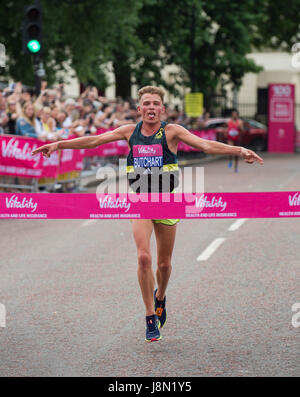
left=0, top=192, right=299, bottom=219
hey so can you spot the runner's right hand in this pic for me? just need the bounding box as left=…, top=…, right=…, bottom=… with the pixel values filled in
left=31, top=142, right=59, bottom=158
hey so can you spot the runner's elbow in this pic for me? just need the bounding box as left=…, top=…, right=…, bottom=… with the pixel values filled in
left=201, top=142, right=212, bottom=154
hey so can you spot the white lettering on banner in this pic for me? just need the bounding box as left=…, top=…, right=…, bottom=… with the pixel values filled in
left=1, top=138, right=40, bottom=167
left=98, top=197, right=131, bottom=212
left=61, top=149, right=73, bottom=162
left=0, top=303, right=6, bottom=328
left=272, top=85, right=291, bottom=97
left=0, top=165, right=42, bottom=176
left=289, top=192, right=300, bottom=206
left=103, top=148, right=118, bottom=155
left=42, top=151, right=59, bottom=166
left=5, top=195, right=38, bottom=212
left=195, top=195, right=227, bottom=211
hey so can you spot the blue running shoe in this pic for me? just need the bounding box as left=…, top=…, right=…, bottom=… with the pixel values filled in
left=154, top=288, right=167, bottom=328
left=228, top=161, right=232, bottom=168
left=145, top=314, right=161, bottom=342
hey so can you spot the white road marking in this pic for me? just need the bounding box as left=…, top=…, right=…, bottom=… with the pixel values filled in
left=197, top=238, right=226, bottom=261
left=81, top=219, right=97, bottom=227
left=228, top=218, right=247, bottom=231
left=0, top=303, right=6, bottom=328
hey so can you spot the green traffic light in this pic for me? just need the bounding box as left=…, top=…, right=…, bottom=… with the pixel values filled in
left=27, top=40, right=40, bottom=53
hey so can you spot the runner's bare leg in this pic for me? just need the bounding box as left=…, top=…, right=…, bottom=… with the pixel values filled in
left=154, top=223, right=177, bottom=301
left=227, top=140, right=234, bottom=164
left=132, top=219, right=155, bottom=316
left=234, top=155, right=239, bottom=170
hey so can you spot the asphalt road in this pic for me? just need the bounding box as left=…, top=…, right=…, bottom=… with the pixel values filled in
left=0, top=153, right=300, bottom=377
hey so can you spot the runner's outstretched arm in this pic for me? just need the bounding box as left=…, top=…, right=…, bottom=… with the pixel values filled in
left=31, top=124, right=133, bottom=158
left=175, top=124, right=264, bottom=165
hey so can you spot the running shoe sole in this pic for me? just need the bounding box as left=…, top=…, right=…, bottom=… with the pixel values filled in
left=145, top=335, right=162, bottom=343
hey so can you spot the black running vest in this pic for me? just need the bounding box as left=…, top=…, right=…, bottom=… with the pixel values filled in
left=126, top=121, right=179, bottom=193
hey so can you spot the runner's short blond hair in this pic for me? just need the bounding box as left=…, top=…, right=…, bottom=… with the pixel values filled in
left=138, top=86, right=165, bottom=103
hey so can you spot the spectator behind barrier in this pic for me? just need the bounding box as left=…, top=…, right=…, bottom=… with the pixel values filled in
left=16, top=102, right=40, bottom=138
left=5, top=98, right=18, bottom=135
left=40, top=106, right=60, bottom=140
left=1, top=80, right=196, bottom=139
left=82, top=99, right=96, bottom=134
left=62, top=98, right=83, bottom=135
left=0, top=92, right=8, bottom=134
left=55, top=111, right=67, bottom=130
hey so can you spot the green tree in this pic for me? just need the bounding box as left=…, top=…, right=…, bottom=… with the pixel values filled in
left=1, top=0, right=300, bottom=98
left=134, top=0, right=263, bottom=97
left=252, top=0, right=300, bottom=50
left=0, top=0, right=142, bottom=92
left=133, top=0, right=300, bottom=99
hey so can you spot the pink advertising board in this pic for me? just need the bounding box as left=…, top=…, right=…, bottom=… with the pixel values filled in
left=268, top=84, right=295, bottom=153
left=0, top=134, right=59, bottom=178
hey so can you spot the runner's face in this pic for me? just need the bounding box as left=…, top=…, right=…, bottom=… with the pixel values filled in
left=138, top=94, right=164, bottom=124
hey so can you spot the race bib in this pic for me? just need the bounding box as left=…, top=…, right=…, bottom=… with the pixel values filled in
left=228, top=129, right=239, bottom=137
left=132, top=144, right=163, bottom=168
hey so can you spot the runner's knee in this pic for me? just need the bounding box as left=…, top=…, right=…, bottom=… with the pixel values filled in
left=138, top=250, right=152, bottom=271
left=157, top=259, right=172, bottom=272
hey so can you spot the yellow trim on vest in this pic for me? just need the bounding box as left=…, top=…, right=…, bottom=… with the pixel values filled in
left=127, top=164, right=178, bottom=173
left=162, top=163, right=179, bottom=172
left=154, top=128, right=164, bottom=139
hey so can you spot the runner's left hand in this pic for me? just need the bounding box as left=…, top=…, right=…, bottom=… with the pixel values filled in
left=240, top=147, right=264, bottom=165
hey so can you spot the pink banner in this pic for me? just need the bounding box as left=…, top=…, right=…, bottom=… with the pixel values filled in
left=0, top=192, right=299, bottom=219
left=178, top=129, right=216, bottom=152
left=0, top=135, right=59, bottom=178
left=58, top=148, right=85, bottom=174
left=83, top=128, right=130, bottom=158
left=268, top=84, right=295, bottom=153
left=83, top=141, right=129, bottom=158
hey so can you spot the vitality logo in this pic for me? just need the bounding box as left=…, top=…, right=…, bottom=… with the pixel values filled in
left=289, top=192, right=300, bottom=206
left=6, top=195, right=38, bottom=212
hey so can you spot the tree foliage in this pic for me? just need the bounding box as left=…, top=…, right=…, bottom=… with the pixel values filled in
left=134, top=0, right=263, bottom=95
left=0, top=0, right=299, bottom=97
left=0, top=0, right=142, bottom=89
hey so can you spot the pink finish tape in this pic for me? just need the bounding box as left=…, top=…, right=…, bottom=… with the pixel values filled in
left=0, top=192, right=299, bottom=219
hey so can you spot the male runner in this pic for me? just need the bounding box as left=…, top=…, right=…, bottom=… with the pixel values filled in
left=32, top=86, right=263, bottom=342
left=226, top=109, right=244, bottom=172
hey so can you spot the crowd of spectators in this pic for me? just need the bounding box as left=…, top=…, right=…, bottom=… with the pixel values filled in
left=0, top=81, right=212, bottom=140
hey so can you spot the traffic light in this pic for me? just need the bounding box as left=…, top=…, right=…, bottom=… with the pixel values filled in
left=22, top=4, right=42, bottom=55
